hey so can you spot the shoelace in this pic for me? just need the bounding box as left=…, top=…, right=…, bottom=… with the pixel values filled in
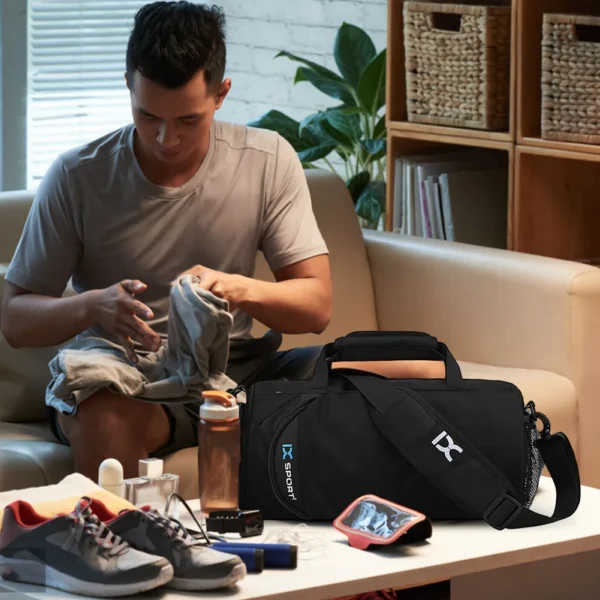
left=142, top=493, right=213, bottom=549
left=145, top=508, right=207, bottom=550
left=69, top=497, right=129, bottom=558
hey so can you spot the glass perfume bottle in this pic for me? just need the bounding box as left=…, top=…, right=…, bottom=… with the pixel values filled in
left=124, top=458, right=179, bottom=515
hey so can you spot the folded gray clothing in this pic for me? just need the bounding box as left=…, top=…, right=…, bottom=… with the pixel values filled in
left=46, top=275, right=244, bottom=415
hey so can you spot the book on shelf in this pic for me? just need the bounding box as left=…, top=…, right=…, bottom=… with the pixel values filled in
left=392, top=150, right=508, bottom=249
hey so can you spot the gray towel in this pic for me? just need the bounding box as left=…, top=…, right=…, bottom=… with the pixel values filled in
left=46, top=275, right=244, bottom=414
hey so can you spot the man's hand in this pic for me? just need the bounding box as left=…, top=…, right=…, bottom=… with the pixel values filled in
left=178, top=255, right=331, bottom=335
left=182, top=255, right=332, bottom=335
left=180, top=265, right=247, bottom=311
left=85, top=279, right=162, bottom=362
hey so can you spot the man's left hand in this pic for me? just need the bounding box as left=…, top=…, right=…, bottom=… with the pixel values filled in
left=180, top=265, right=248, bottom=311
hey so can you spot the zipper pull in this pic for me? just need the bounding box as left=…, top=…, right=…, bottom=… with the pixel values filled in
left=536, top=411, right=552, bottom=440
left=227, top=384, right=246, bottom=398
left=524, top=401, right=537, bottom=424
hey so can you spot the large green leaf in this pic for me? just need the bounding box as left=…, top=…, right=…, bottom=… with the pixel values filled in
left=326, top=104, right=365, bottom=116
left=295, top=67, right=356, bottom=106
left=334, top=23, right=376, bottom=90
left=322, top=121, right=354, bottom=149
left=356, top=181, right=386, bottom=225
left=346, top=171, right=370, bottom=205
left=325, top=110, right=362, bottom=145
left=276, top=51, right=344, bottom=83
left=299, top=112, right=327, bottom=138
left=297, top=144, right=337, bottom=163
left=357, top=49, right=387, bottom=115
left=360, top=138, right=387, bottom=161
left=373, top=114, right=386, bottom=139
left=248, top=110, right=306, bottom=150
left=298, top=113, right=338, bottom=151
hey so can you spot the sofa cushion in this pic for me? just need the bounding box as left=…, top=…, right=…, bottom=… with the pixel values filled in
left=0, top=441, right=73, bottom=491
left=0, top=421, right=58, bottom=442
left=0, top=334, right=58, bottom=423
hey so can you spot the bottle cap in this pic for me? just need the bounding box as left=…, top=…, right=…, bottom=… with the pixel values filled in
left=98, top=458, right=125, bottom=498
left=200, top=390, right=239, bottom=421
left=139, top=458, right=164, bottom=479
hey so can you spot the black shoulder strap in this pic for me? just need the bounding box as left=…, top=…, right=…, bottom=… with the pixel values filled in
left=343, top=374, right=581, bottom=529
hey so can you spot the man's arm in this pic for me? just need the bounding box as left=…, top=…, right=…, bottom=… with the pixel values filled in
left=1, top=279, right=162, bottom=357
left=242, top=254, right=332, bottom=334
left=247, top=133, right=331, bottom=334
left=183, top=253, right=332, bottom=335
left=1, top=281, right=94, bottom=349
left=0, top=156, right=162, bottom=356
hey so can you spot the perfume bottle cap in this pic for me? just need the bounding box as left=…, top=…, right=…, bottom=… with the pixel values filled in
left=200, top=390, right=239, bottom=420
left=139, top=458, right=164, bottom=479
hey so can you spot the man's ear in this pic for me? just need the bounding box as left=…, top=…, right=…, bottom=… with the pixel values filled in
left=124, top=71, right=131, bottom=91
left=215, top=78, right=231, bottom=110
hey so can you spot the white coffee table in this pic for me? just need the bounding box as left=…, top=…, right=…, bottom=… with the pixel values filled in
left=1, top=477, right=599, bottom=600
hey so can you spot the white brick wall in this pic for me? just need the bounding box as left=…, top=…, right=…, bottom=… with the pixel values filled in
left=217, top=0, right=387, bottom=127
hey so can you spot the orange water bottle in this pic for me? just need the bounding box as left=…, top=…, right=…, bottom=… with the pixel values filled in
left=198, top=390, right=240, bottom=514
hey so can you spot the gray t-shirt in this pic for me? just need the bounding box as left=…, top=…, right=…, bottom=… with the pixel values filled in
left=5, top=120, right=328, bottom=351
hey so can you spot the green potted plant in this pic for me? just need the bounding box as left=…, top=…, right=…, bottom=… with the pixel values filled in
left=248, top=23, right=386, bottom=229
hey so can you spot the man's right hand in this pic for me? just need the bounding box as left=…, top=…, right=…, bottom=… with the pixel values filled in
left=85, top=279, right=162, bottom=362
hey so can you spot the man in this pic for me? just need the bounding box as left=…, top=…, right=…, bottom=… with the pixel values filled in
left=0, top=1, right=332, bottom=480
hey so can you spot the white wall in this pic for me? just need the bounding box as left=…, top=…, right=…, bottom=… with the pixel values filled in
left=216, top=0, right=388, bottom=126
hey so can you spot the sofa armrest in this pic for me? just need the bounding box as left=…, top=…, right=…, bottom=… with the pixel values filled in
left=363, top=232, right=600, bottom=486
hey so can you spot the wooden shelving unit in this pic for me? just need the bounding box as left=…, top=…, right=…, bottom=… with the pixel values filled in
left=385, top=0, right=600, bottom=261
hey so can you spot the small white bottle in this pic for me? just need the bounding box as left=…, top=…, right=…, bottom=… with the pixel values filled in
left=98, top=458, right=125, bottom=498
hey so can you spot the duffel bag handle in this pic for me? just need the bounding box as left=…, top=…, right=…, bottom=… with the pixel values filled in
left=312, top=331, right=464, bottom=389
left=334, top=331, right=439, bottom=353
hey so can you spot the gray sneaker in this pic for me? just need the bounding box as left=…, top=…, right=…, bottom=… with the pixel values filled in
left=0, top=497, right=173, bottom=597
left=89, top=499, right=246, bottom=591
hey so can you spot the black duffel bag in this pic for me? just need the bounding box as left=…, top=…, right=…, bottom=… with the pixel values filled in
left=239, top=331, right=581, bottom=529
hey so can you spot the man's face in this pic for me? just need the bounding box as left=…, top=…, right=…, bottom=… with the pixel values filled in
left=128, top=70, right=230, bottom=166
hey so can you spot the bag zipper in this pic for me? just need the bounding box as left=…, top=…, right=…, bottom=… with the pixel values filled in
left=267, top=404, right=311, bottom=520
left=227, top=383, right=246, bottom=397
left=238, top=385, right=252, bottom=506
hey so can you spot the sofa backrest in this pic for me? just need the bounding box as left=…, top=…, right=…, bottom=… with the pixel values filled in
left=0, top=169, right=377, bottom=422
left=0, top=191, right=35, bottom=264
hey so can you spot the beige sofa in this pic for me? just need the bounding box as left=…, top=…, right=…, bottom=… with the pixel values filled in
left=1, top=170, right=600, bottom=498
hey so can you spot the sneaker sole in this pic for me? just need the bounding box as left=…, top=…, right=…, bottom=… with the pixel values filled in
left=0, top=556, right=173, bottom=597
left=167, top=562, right=247, bottom=591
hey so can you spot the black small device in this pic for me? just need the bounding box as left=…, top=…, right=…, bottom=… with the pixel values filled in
left=206, top=509, right=264, bottom=538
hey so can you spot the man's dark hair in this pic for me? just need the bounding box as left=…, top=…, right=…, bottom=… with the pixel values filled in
left=126, top=1, right=226, bottom=90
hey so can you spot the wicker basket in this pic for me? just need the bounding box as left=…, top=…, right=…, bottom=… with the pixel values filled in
left=541, top=14, right=600, bottom=145
left=404, top=2, right=511, bottom=131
